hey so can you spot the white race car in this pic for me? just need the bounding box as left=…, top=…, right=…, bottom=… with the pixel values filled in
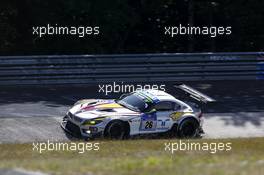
left=61, top=84, right=215, bottom=139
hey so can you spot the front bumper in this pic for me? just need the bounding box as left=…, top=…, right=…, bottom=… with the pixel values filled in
left=60, top=115, right=103, bottom=139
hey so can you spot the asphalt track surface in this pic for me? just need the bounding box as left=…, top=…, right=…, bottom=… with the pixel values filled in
left=0, top=80, right=264, bottom=143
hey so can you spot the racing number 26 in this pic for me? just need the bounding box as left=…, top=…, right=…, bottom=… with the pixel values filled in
left=145, top=121, right=153, bottom=129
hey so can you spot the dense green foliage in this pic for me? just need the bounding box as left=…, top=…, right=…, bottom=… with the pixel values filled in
left=0, top=0, right=263, bottom=55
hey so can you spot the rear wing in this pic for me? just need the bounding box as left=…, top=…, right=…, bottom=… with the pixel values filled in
left=174, top=84, right=216, bottom=104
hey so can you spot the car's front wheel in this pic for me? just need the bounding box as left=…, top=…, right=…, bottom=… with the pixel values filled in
left=104, top=120, right=126, bottom=139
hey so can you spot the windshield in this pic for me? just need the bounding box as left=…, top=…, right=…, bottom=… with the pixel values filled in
left=116, top=93, right=149, bottom=112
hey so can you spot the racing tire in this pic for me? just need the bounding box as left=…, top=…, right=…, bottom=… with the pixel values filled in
left=178, top=118, right=199, bottom=138
left=104, top=120, right=126, bottom=140
left=167, top=124, right=178, bottom=138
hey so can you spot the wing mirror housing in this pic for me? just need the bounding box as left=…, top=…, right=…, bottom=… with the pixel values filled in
left=145, top=108, right=156, bottom=114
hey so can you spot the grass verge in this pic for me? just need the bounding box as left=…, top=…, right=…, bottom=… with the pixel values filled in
left=0, top=138, right=264, bottom=175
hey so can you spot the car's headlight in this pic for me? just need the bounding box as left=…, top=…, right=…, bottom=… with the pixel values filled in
left=82, top=117, right=106, bottom=125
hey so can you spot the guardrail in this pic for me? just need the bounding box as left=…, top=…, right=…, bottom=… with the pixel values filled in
left=0, top=52, right=263, bottom=85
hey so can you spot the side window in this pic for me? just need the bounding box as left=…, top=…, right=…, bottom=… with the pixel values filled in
left=154, top=101, right=175, bottom=111
left=174, top=103, right=181, bottom=111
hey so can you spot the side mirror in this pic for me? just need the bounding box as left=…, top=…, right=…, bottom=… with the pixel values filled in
left=145, top=109, right=156, bottom=114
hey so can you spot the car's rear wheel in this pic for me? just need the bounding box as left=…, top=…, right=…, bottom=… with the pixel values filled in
left=105, top=120, right=126, bottom=139
left=178, top=118, right=199, bottom=138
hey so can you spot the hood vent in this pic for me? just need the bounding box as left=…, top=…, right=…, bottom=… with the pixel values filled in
left=97, top=108, right=115, bottom=112
left=88, top=101, right=98, bottom=105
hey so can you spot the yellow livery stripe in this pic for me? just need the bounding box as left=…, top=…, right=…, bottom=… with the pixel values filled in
left=97, top=103, right=122, bottom=108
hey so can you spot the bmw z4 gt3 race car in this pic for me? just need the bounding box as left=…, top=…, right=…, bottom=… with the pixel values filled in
left=61, top=84, right=215, bottom=139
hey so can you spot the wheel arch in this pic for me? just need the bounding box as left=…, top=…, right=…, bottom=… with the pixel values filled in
left=178, top=115, right=199, bottom=126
